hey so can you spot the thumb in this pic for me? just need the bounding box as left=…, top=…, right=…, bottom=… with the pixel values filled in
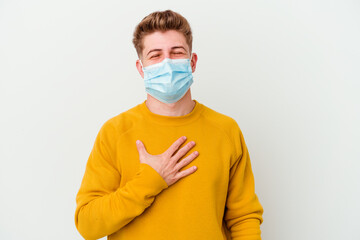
left=136, top=140, right=147, bottom=157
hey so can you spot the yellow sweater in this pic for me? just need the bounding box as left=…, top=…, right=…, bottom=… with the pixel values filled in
left=75, top=100, right=263, bottom=240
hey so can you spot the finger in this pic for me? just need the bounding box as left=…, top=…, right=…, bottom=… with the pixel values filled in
left=172, top=141, right=196, bottom=162
left=175, top=165, right=198, bottom=180
left=175, top=151, right=199, bottom=171
left=136, top=140, right=148, bottom=157
left=165, top=136, right=187, bottom=157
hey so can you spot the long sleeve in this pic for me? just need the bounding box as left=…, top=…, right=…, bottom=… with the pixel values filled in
left=74, top=121, right=169, bottom=240
left=224, top=124, right=264, bottom=240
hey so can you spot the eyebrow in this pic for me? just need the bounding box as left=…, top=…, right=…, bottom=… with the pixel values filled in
left=146, top=48, right=162, bottom=57
left=171, top=46, right=187, bottom=52
left=146, top=46, right=187, bottom=57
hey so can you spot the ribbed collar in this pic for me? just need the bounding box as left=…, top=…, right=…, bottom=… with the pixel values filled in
left=138, top=99, right=204, bottom=126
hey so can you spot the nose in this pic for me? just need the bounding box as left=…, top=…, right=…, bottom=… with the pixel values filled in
left=163, top=51, right=171, bottom=59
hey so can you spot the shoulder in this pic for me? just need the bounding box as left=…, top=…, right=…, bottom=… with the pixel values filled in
left=98, top=102, right=143, bottom=137
left=200, top=102, right=245, bottom=158
left=200, top=103, right=242, bottom=136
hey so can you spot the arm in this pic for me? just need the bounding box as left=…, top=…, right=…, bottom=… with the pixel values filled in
left=224, top=125, right=264, bottom=240
left=74, top=122, right=168, bottom=240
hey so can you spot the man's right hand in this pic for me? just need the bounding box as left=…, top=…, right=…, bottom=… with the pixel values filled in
left=135, top=136, right=198, bottom=187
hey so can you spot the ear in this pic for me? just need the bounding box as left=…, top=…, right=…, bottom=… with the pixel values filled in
left=190, top=53, right=198, bottom=73
left=136, top=59, right=144, bottom=78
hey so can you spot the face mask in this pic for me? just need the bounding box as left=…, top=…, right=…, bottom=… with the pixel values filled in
left=140, top=55, right=193, bottom=104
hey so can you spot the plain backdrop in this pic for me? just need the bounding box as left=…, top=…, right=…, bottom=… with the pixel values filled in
left=0, top=0, right=359, bottom=239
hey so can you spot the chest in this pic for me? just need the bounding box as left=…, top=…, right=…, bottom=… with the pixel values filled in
left=113, top=124, right=233, bottom=191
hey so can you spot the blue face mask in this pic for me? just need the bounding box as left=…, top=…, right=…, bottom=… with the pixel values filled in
left=140, top=56, right=194, bottom=104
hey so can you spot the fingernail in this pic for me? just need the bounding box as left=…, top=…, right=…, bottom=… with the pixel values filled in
left=136, top=140, right=140, bottom=145
left=183, top=136, right=187, bottom=140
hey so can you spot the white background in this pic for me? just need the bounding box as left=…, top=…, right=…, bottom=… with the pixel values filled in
left=1, top=0, right=359, bottom=239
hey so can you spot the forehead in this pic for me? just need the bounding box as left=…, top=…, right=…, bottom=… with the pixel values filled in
left=142, top=30, right=189, bottom=55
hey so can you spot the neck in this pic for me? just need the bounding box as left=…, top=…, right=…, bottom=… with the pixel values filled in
left=145, top=90, right=195, bottom=117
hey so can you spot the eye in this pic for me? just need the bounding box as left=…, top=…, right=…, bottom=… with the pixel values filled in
left=150, top=54, right=160, bottom=59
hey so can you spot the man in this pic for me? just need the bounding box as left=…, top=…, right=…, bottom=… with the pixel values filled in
left=75, top=10, right=263, bottom=240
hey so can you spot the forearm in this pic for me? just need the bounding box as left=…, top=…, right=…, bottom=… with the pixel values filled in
left=229, top=218, right=262, bottom=240
left=75, top=163, right=168, bottom=240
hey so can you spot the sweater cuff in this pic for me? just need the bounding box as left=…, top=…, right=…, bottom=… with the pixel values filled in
left=137, top=163, right=169, bottom=192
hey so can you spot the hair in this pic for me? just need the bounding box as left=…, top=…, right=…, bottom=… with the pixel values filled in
left=132, top=10, right=193, bottom=58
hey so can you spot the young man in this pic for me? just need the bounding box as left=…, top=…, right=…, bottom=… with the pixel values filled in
left=75, top=10, right=263, bottom=240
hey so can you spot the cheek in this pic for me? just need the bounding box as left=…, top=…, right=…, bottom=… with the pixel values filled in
left=147, top=58, right=165, bottom=66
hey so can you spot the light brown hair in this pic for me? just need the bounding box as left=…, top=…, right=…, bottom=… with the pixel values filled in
left=132, top=10, right=193, bottom=58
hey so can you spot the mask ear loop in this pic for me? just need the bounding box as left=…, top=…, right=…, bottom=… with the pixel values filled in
left=189, top=53, right=194, bottom=70
left=139, top=59, right=144, bottom=69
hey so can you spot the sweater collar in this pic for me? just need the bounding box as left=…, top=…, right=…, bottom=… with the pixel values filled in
left=138, top=99, right=204, bottom=126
